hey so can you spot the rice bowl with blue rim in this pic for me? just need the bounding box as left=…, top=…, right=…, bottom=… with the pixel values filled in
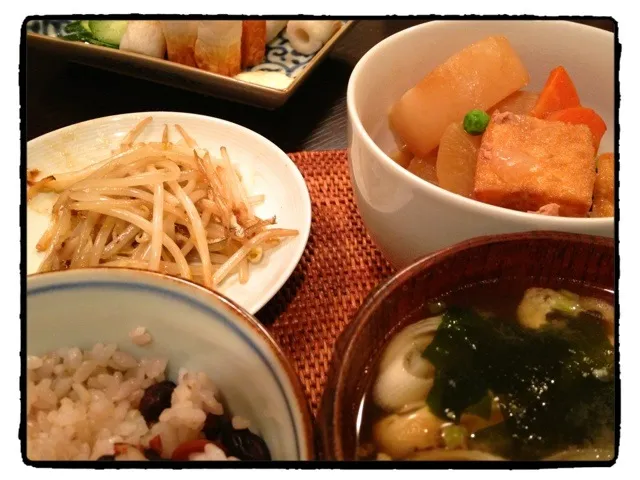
left=25, top=268, right=315, bottom=461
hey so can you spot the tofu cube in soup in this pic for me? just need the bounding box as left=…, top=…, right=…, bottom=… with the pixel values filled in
left=473, top=112, right=596, bottom=216
left=591, top=153, right=615, bottom=218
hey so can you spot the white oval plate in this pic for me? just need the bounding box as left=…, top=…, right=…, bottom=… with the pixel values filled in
left=26, top=112, right=312, bottom=314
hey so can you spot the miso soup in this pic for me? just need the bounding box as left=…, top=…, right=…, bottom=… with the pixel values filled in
left=356, top=279, right=615, bottom=461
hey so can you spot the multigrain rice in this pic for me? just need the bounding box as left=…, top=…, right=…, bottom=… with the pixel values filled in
left=129, top=326, right=153, bottom=346
left=26, top=343, right=251, bottom=461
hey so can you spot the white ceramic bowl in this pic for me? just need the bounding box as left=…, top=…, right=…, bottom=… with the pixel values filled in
left=26, top=112, right=312, bottom=314
left=347, top=20, right=615, bottom=268
left=26, top=268, right=315, bottom=460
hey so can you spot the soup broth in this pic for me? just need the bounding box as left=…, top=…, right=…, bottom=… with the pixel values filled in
left=356, top=279, right=615, bottom=461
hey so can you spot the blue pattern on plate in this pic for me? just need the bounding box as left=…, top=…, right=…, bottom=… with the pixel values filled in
left=26, top=19, right=69, bottom=37
left=27, top=20, right=323, bottom=78
left=254, top=34, right=314, bottom=77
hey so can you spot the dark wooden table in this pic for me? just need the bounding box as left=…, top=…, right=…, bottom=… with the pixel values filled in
left=25, top=18, right=615, bottom=152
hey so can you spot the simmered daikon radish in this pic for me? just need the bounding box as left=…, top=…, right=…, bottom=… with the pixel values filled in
left=407, top=154, right=438, bottom=184
left=436, top=122, right=482, bottom=197
left=490, top=90, right=539, bottom=115
left=389, top=35, right=529, bottom=157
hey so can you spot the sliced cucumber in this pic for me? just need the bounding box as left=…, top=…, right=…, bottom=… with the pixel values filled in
left=61, top=31, right=119, bottom=49
left=64, top=21, right=91, bottom=34
left=84, top=36, right=120, bottom=49
left=88, top=20, right=128, bottom=46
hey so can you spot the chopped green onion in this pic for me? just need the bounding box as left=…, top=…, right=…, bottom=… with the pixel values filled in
left=552, top=293, right=581, bottom=316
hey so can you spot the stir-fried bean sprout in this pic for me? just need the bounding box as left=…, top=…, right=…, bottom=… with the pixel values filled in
left=28, top=117, right=298, bottom=288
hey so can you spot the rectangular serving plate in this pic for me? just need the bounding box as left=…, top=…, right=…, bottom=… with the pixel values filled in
left=26, top=20, right=355, bottom=110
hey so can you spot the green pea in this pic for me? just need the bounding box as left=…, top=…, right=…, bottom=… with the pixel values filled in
left=441, top=424, right=469, bottom=450
left=463, top=110, right=491, bottom=135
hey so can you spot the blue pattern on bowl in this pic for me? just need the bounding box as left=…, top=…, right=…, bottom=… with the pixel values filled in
left=27, top=20, right=324, bottom=78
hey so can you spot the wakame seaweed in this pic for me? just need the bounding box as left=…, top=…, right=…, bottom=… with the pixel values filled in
left=422, top=307, right=614, bottom=459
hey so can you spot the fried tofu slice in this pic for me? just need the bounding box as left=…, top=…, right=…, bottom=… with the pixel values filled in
left=591, top=153, right=615, bottom=217
left=473, top=112, right=596, bottom=217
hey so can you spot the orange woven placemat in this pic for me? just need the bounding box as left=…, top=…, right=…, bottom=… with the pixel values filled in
left=256, top=150, right=395, bottom=416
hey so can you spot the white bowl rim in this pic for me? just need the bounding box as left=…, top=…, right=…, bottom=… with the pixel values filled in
left=346, top=20, right=614, bottom=227
left=26, top=267, right=316, bottom=460
left=26, top=111, right=313, bottom=314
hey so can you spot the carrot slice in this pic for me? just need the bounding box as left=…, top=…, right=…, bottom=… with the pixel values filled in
left=547, top=107, right=607, bottom=150
left=171, top=439, right=212, bottom=461
left=531, top=66, right=581, bottom=118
